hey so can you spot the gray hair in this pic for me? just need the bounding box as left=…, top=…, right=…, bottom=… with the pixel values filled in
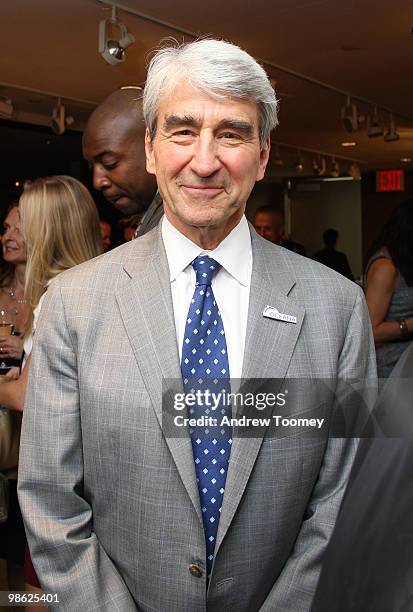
left=143, top=38, right=279, bottom=147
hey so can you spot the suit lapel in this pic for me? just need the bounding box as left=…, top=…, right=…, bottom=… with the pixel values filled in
left=116, top=228, right=203, bottom=524
left=215, top=230, right=305, bottom=555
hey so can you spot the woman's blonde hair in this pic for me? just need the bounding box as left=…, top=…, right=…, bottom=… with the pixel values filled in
left=19, top=175, right=102, bottom=335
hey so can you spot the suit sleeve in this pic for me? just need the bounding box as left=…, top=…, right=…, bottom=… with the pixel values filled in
left=18, top=280, right=137, bottom=612
left=259, top=289, right=377, bottom=612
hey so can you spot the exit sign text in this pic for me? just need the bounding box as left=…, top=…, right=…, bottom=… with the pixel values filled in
left=376, top=169, right=405, bottom=192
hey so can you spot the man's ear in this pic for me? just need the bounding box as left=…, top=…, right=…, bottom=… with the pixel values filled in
left=256, top=137, right=271, bottom=182
left=145, top=128, right=156, bottom=175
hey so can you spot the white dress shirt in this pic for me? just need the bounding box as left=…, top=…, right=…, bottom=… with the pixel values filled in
left=161, top=215, right=252, bottom=379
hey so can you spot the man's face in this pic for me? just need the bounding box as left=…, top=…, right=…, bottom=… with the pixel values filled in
left=254, top=210, right=283, bottom=244
left=145, top=83, right=269, bottom=240
left=83, top=121, right=156, bottom=216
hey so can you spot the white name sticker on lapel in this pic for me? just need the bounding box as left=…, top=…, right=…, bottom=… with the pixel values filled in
left=263, top=305, right=297, bottom=324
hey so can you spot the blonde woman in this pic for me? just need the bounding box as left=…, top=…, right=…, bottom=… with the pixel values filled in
left=0, top=205, right=29, bottom=594
left=0, top=205, right=30, bottom=365
left=0, top=175, right=102, bottom=409
left=0, top=176, right=102, bottom=602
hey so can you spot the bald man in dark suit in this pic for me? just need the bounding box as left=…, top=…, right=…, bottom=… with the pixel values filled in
left=83, top=88, right=163, bottom=237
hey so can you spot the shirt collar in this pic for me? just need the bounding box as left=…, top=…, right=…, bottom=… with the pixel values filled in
left=161, top=214, right=251, bottom=286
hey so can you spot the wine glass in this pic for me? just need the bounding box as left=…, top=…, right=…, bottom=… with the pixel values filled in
left=0, top=308, right=15, bottom=372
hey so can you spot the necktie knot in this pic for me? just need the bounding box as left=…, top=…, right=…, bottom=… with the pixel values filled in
left=192, top=256, right=221, bottom=287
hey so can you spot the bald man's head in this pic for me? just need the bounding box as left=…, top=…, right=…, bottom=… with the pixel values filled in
left=83, top=89, right=157, bottom=215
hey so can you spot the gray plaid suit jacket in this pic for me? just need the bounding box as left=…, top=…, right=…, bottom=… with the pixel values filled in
left=18, top=224, right=376, bottom=611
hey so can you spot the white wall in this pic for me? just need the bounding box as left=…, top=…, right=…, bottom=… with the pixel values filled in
left=289, top=180, right=362, bottom=279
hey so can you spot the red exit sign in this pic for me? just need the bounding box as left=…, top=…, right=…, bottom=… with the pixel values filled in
left=376, top=169, right=405, bottom=192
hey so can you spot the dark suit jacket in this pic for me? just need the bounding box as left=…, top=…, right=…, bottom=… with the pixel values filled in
left=281, top=238, right=306, bottom=257
left=312, top=343, right=413, bottom=612
left=313, top=248, right=353, bottom=280
left=134, top=192, right=163, bottom=238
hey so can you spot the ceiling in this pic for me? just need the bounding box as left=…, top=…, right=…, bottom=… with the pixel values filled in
left=1, top=0, right=413, bottom=176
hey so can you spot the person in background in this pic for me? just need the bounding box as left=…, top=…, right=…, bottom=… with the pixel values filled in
left=83, top=88, right=163, bottom=237
left=0, top=176, right=102, bottom=606
left=364, top=200, right=413, bottom=378
left=0, top=205, right=30, bottom=365
left=253, top=205, right=306, bottom=255
left=312, top=343, right=413, bottom=612
left=119, top=214, right=142, bottom=242
left=0, top=204, right=30, bottom=595
left=99, top=218, right=112, bottom=252
left=313, top=228, right=354, bottom=280
left=0, top=176, right=102, bottom=410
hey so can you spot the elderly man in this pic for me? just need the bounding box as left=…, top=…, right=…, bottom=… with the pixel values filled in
left=19, top=39, right=376, bottom=611
left=83, top=87, right=163, bottom=236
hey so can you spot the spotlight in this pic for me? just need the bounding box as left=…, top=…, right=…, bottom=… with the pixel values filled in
left=51, top=98, right=75, bottom=135
left=295, top=151, right=304, bottom=173
left=313, top=156, right=326, bottom=176
left=330, top=157, right=340, bottom=177
left=384, top=114, right=400, bottom=142
left=99, top=6, right=135, bottom=66
left=273, top=146, right=284, bottom=167
left=0, top=97, right=13, bottom=118
left=348, top=162, right=361, bottom=180
left=367, top=106, right=384, bottom=138
left=341, top=96, right=363, bottom=133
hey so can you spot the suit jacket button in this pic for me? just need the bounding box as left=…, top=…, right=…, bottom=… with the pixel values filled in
left=188, top=563, right=203, bottom=578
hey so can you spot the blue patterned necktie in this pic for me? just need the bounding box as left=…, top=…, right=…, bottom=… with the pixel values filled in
left=181, top=256, right=232, bottom=576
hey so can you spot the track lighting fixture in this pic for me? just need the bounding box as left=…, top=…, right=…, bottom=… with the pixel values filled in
left=367, top=106, right=384, bottom=138
left=51, top=98, right=74, bottom=135
left=0, top=96, right=13, bottom=118
left=348, top=162, right=361, bottom=180
left=295, top=151, right=304, bottom=173
left=341, top=96, right=364, bottom=133
left=384, top=114, right=400, bottom=142
left=313, top=156, right=326, bottom=176
left=273, top=146, right=284, bottom=167
left=330, top=157, right=340, bottom=177
left=99, top=6, right=135, bottom=66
